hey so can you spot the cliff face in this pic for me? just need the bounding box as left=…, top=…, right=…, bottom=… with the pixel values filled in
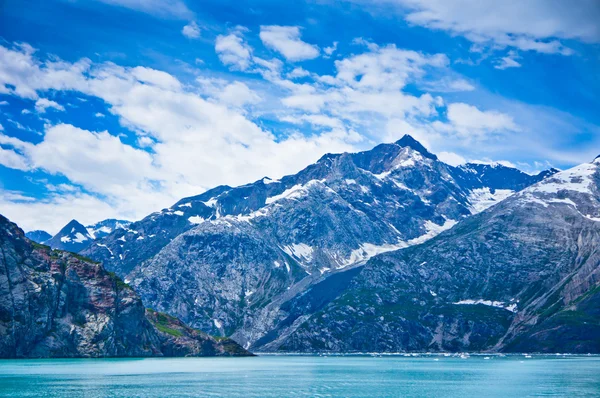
left=0, top=215, right=250, bottom=358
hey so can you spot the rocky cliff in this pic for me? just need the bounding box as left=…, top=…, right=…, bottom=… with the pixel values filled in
left=0, top=215, right=250, bottom=358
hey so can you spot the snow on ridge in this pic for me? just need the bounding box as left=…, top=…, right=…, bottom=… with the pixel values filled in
left=526, top=162, right=597, bottom=196
left=263, top=177, right=278, bottom=184
left=468, top=188, right=514, bottom=214
left=265, top=180, right=325, bottom=205
left=453, top=299, right=518, bottom=313
left=203, top=198, right=218, bottom=208
left=339, top=219, right=458, bottom=268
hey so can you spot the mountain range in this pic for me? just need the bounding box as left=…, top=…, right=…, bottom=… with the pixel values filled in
left=26, top=219, right=131, bottom=253
left=8, top=135, right=599, bottom=354
left=75, top=134, right=576, bottom=352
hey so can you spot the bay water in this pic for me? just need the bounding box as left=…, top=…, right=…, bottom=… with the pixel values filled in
left=1, top=355, right=599, bottom=397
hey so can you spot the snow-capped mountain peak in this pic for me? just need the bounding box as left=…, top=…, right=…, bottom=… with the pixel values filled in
left=45, top=219, right=93, bottom=252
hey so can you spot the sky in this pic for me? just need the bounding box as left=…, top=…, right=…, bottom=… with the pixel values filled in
left=0, top=0, right=599, bottom=233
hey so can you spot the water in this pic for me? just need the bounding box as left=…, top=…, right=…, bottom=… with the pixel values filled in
left=1, top=355, right=599, bottom=397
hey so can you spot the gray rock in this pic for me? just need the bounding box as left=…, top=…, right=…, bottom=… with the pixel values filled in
left=0, top=215, right=251, bottom=358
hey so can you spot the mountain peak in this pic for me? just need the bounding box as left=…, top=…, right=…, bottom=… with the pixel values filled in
left=594, top=155, right=600, bottom=164
left=394, top=135, right=437, bottom=160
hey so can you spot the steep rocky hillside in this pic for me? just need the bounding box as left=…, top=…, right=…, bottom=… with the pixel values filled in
left=0, top=215, right=250, bottom=358
left=262, top=158, right=600, bottom=353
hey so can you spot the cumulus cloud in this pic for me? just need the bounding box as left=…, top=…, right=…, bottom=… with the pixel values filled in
left=182, top=21, right=201, bottom=39
left=260, top=26, right=320, bottom=61
left=0, top=43, right=361, bottom=230
left=34, top=98, right=65, bottom=113
left=215, top=31, right=253, bottom=70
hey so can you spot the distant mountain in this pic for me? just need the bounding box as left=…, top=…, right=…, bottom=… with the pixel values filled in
left=44, top=219, right=94, bottom=252
left=260, top=157, right=600, bottom=353
left=0, top=214, right=250, bottom=358
left=24, top=230, right=51, bottom=244
left=83, top=135, right=557, bottom=349
left=42, top=218, right=131, bottom=252
left=86, top=219, right=130, bottom=240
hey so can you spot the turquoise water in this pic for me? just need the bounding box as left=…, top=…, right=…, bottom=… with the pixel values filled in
left=1, top=355, right=599, bottom=397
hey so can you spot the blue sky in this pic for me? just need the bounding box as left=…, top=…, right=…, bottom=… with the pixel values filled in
left=0, top=0, right=599, bottom=233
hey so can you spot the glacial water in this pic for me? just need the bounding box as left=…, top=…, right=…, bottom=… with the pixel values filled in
left=1, top=355, right=599, bottom=397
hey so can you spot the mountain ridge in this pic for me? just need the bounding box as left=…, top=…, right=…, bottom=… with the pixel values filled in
left=80, top=135, right=558, bottom=350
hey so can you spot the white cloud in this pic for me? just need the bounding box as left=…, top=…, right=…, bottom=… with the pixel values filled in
left=35, top=98, right=65, bottom=113
left=287, top=67, right=311, bottom=79
left=0, top=147, right=29, bottom=170
left=0, top=43, right=362, bottom=229
left=95, top=0, right=192, bottom=19
left=495, top=51, right=522, bottom=69
left=182, top=21, right=201, bottom=39
left=215, top=31, right=253, bottom=70
left=324, top=41, right=338, bottom=57
left=350, top=0, right=600, bottom=54
left=259, top=26, right=320, bottom=61
left=420, top=77, right=475, bottom=92
left=218, top=82, right=262, bottom=108
left=95, top=112, right=105, bottom=117
left=445, top=102, right=519, bottom=136
left=437, top=151, right=466, bottom=166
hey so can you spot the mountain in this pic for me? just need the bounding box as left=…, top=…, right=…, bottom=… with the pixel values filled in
left=259, top=158, right=600, bottom=353
left=83, top=135, right=556, bottom=349
left=24, top=230, right=51, bottom=244
left=42, top=218, right=131, bottom=252
left=0, top=214, right=250, bottom=358
left=86, top=219, right=130, bottom=240
left=44, top=219, right=94, bottom=252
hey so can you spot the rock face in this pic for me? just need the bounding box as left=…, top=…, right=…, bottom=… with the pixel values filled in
left=24, top=230, right=51, bottom=244
left=263, top=159, right=600, bottom=353
left=0, top=215, right=250, bottom=358
left=82, top=135, right=555, bottom=349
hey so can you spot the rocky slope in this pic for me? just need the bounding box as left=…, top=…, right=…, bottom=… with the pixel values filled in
left=82, top=136, right=555, bottom=349
left=0, top=215, right=250, bottom=358
left=261, top=158, right=600, bottom=353
left=86, top=219, right=131, bottom=240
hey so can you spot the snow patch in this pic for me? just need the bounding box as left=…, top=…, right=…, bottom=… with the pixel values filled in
left=188, top=216, right=205, bottom=224
left=96, top=243, right=113, bottom=255
left=468, top=188, right=514, bottom=214
left=282, top=243, right=314, bottom=261
left=453, top=299, right=517, bottom=313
